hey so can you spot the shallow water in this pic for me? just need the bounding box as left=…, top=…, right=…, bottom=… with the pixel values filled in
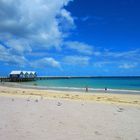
left=22, top=77, right=140, bottom=91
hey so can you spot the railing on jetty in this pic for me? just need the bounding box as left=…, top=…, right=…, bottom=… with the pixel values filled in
left=36, top=76, right=72, bottom=80
left=1, top=76, right=84, bottom=82
left=37, top=76, right=96, bottom=80
left=37, top=76, right=140, bottom=80
left=1, top=76, right=140, bottom=82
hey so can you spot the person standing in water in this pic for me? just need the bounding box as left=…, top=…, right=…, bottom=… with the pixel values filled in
left=85, top=86, right=88, bottom=92
left=105, top=87, right=107, bottom=92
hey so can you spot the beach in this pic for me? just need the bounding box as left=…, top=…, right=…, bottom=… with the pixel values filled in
left=1, top=0, right=140, bottom=139
left=0, top=85, right=140, bottom=140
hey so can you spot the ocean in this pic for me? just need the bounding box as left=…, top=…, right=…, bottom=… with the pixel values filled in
left=22, top=77, right=140, bottom=92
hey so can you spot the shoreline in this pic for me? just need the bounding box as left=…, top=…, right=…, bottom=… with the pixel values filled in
left=1, top=82, right=140, bottom=95
left=0, top=83, right=140, bottom=106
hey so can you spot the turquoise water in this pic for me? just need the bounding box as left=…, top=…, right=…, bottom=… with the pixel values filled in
left=23, top=77, right=140, bottom=91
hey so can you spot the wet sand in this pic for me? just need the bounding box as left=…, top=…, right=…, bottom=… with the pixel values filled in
left=0, top=85, right=140, bottom=140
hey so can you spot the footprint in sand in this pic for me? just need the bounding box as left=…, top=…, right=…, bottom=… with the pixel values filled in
left=117, top=107, right=124, bottom=112
left=35, top=99, right=38, bottom=102
left=94, top=131, right=102, bottom=136
left=40, top=96, right=43, bottom=100
left=113, top=113, right=117, bottom=115
left=115, top=136, right=122, bottom=139
left=59, top=121, right=64, bottom=125
left=27, top=99, right=30, bottom=102
left=133, top=101, right=138, bottom=103
left=57, top=102, right=62, bottom=106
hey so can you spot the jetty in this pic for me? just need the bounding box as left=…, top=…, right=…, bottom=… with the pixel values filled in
left=0, top=77, right=10, bottom=82
left=0, top=71, right=37, bottom=82
left=1, top=74, right=140, bottom=82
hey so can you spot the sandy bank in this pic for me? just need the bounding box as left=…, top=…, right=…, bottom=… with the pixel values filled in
left=0, top=85, right=140, bottom=140
left=0, top=85, right=140, bottom=106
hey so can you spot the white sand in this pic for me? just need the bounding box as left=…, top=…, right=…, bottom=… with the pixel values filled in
left=0, top=95, right=140, bottom=140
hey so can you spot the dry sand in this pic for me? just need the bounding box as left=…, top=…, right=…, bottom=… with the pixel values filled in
left=0, top=85, right=140, bottom=140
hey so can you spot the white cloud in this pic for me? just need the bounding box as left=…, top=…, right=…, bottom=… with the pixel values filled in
left=0, top=44, right=61, bottom=68
left=6, top=39, right=32, bottom=55
left=58, top=9, right=75, bottom=31
left=0, top=0, right=74, bottom=52
left=119, top=63, right=138, bottom=69
left=63, top=55, right=90, bottom=65
left=80, top=16, right=104, bottom=22
left=0, top=44, right=27, bottom=66
left=93, top=61, right=112, bottom=68
left=65, top=41, right=93, bottom=55
left=0, top=0, right=74, bottom=68
left=104, top=49, right=140, bottom=59
left=1, top=0, right=139, bottom=71
left=81, top=16, right=90, bottom=21
left=31, top=57, right=61, bottom=68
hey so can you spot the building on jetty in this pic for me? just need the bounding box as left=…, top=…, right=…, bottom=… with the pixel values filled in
left=9, top=71, right=37, bottom=82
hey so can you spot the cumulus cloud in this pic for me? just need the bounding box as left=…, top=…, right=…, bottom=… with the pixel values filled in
left=0, top=0, right=74, bottom=51
left=0, top=43, right=61, bottom=68
left=0, top=0, right=74, bottom=67
left=63, top=55, right=90, bottom=65
left=58, top=9, right=75, bottom=32
left=1, top=0, right=139, bottom=72
left=64, top=41, right=93, bottom=55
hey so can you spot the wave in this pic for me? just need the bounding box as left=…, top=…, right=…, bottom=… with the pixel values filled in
left=2, top=82, right=140, bottom=94
left=45, top=86, right=140, bottom=93
left=20, top=84, right=140, bottom=94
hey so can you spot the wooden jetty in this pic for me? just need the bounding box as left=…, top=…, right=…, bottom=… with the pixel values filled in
left=1, top=75, right=140, bottom=82
left=0, top=77, right=36, bottom=82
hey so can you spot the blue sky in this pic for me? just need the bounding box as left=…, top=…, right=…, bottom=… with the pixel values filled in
left=0, top=0, right=140, bottom=76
